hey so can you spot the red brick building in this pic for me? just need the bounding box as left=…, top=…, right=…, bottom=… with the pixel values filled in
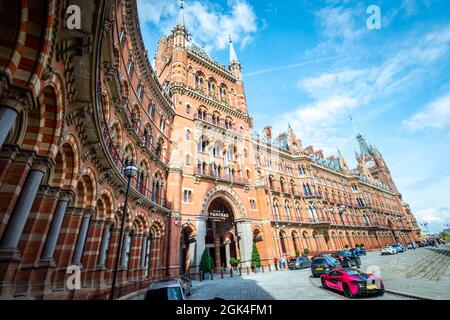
left=0, top=0, right=420, bottom=299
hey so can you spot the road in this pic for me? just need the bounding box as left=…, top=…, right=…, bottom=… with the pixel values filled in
left=133, top=244, right=450, bottom=300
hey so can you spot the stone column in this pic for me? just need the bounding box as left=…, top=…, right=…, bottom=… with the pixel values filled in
left=72, top=215, right=91, bottom=265
left=40, top=196, right=70, bottom=261
left=225, top=240, right=231, bottom=269
left=236, top=219, right=252, bottom=268
left=214, top=239, right=221, bottom=271
left=195, top=217, right=207, bottom=272
left=140, top=236, right=147, bottom=268
left=0, top=167, right=45, bottom=256
left=97, top=222, right=112, bottom=267
left=186, top=239, right=196, bottom=273
left=120, top=232, right=130, bottom=267
left=0, top=105, right=18, bottom=149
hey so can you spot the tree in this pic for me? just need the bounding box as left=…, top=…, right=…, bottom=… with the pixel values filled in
left=303, top=248, right=310, bottom=255
left=199, top=248, right=213, bottom=273
left=251, top=243, right=261, bottom=268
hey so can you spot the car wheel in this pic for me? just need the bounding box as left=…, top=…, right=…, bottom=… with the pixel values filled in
left=379, top=286, right=385, bottom=296
left=321, top=278, right=328, bottom=288
left=342, top=283, right=354, bottom=298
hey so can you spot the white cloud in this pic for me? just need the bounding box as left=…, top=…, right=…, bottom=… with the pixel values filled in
left=272, top=23, right=450, bottom=155
left=403, top=92, right=450, bottom=130
left=137, top=0, right=258, bottom=53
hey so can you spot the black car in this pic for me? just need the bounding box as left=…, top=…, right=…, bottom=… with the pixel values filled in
left=288, top=257, right=312, bottom=270
left=311, top=257, right=339, bottom=277
left=336, top=251, right=361, bottom=267
left=312, top=253, right=330, bottom=259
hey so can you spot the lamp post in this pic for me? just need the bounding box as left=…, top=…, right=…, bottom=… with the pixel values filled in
left=420, top=222, right=430, bottom=235
left=109, top=162, right=138, bottom=300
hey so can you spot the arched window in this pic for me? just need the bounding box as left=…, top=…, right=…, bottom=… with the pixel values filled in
left=185, top=154, right=190, bottom=166
left=186, top=104, right=191, bottom=114
left=185, top=129, right=191, bottom=141
left=195, top=73, right=203, bottom=90
left=295, top=203, right=301, bottom=218
left=284, top=201, right=291, bottom=220
left=273, top=201, right=280, bottom=218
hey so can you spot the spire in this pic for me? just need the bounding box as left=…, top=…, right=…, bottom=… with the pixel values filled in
left=349, top=115, right=360, bottom=137
left=176, top=0, right=185, bottom=28
left=349, top=115, right=373, bottom=158
left=229, top=35, right=239, bottom=64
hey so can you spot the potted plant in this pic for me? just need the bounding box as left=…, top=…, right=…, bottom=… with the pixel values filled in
left=344, top=244, right=350, bottom=249
left=295, top=249, right=301, bottom=257
left=200, top=248, right=213, bottom=280
left=303, top=248, right=310, bottom=257
left=229, top=258, right=241, bottom=273
left=251, top=243, right=262, bottom=272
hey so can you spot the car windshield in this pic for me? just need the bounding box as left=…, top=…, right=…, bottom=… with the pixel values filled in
left=344, top=269, right=363, bottom=276
left=290, top=259, right=297, bottom=263
left=313, top=259, right=327, bottom=265
left=145, top=287, right=183, bottom=301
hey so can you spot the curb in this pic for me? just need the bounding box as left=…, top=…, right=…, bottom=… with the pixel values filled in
left=384, top=289, right=435, bottom=300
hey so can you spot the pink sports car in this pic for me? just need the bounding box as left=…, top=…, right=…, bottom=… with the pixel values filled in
left=320, top=268, right=385, bottom=298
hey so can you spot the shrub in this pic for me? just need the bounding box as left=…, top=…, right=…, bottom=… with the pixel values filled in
left=344, top=244, right=350, bottom=249
left=229, top=257, right=240, bottom=267
left=199, top=248, right=213, bottom=273
left=251, top=243, right=261, bottom=268
left=295, top=250, right=301, bottom=257
left=303, top=248, right=310, bottom=255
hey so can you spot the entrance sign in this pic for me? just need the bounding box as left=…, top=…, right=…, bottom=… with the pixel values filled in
left=208, top=210, right=229, bottom=221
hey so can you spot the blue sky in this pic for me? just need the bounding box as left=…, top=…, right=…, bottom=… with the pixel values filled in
left=137, top=0, right=450, bottom=233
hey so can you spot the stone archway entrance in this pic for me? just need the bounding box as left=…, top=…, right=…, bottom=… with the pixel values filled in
left=205, top=198, right=239, bottom=271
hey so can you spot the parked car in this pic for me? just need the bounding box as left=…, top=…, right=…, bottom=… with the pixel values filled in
left=350, top=247, right=366, bottom=256
left=289, top=257, right=312, bottom=270
left=406, top=242, right=417, bottom=250
left=336, top=251, right=361, bottom=267
left=312, top=253, right=330, bottom=259
left=320, top=268, right=385, bottom=298
left=179, top=274, right=192, bottom=296
left=415, top=240, right=426, bottom=247
left=311, top=257, right=339, bottom=277
left=381, top=246, right=396, bottom=255
left=144, top=279, right=186, bottom=301
left=392, top=243, right=406, bottom=253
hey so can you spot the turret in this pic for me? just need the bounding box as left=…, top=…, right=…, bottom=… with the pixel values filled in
left=172, top=0, right=188, bottom=48
left=229, top=35, right=241, bottom=79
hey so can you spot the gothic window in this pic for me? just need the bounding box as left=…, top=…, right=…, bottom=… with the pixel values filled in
left=127, top=60, right=134, bottom=76
left=186, top=104, right=191, bottom=114
left=185, top=154, right=190, bottom=165
left=183, top=190, right=192, bottom=203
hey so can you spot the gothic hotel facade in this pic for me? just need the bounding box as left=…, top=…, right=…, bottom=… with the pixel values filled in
left=0, top=0, right=420, bottom=299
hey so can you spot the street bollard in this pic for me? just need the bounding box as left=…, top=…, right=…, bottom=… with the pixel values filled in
left=239, top=267, right=242, bottom=276
left=221, top=268, right=224, bottom=279
left=230, top=268, right=233, bottom=278
left=188, top=271, right=191, bottom=279
left=200, top=271, right=203, bottom=282
left=269, top=264, right=272, bottom=272
left=246, top=266, right=250, bottom=275
left=262, top=265, right=265, bottom=273
left=211, top=271, right=214, bottom=280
